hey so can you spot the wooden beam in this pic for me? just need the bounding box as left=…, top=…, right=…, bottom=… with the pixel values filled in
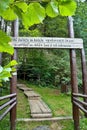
left=10, top=19, right=19, bottom=130
left=68, top=16, right=80, bottom=130
left=0, top=53, right=2, bottom=65
left=73, top=93, right=87, bottom=98
left=0, top=102, right=16, bottom=121
left=17, top=116, right=72, bottom=122
left=0, top=93, right=16, bottom=100
left=81, top=48, right=87, bottom=116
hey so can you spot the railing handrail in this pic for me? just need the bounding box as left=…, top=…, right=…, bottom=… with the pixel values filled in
left=0, top=102, right=16, bottom=120
left=73, top=97, right=87, bottom=106
left=0, top=93, right=17, bottom=121
left=0, top=97, right=16, bottom=111
left=73, top=101, right=87, bottom=114
left=73, top=93, right=87, bottom=98
left=73, top=93, right=87, bottom=114
left=0, top=93, right=17, bottom=100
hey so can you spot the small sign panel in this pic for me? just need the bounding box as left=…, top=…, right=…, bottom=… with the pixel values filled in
left=11, top=37, right=83, bottom=49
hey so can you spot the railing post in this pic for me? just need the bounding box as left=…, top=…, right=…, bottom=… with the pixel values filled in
left=81, top=48, right=87, bottom=116
left=10, top=19, right=19, bottom=130
left=68, top=16, right=80, bottom=130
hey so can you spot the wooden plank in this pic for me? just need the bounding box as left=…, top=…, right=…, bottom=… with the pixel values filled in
left=18, top=86, right=32, bottom=91
left=29, top=99, right=42, bottom=114
left=31, top=113, right=52, bottom=118
left=17, top=116, right=72, bottom=122
left=11, top=37, right=83, bottom=49
left=17, top=84, right=32, bottom=91
left=38, top=99, right=52, bottom=113
left=24, top=91, right=40, bottom=99
left=29, top=99, right=51, bottom=114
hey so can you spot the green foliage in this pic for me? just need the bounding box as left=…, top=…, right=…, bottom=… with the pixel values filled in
left=19, top=29, right=42, bottom=37
left=22, top=3, right=45, bottom=28
left=41, top=16, right=68, bottom=37
left=74, top=2, right=87, bottom=58
left=0, top=60, right=17, bottom=86
left=2, top=7, right=17, bottom=20
left=59, top=0, right=77, bottom=16
left=0, top=0, right=77, bottom=28
left=0, top=29, right=16, bottom=86
left=46, top=1, right=59, bottom=17
left=15, top=2, right=28, bottom=13
left=80, top=118, right=87, bottom=130
left=0, top=30, right=14, bottom=54
left=0, top=0, right=10, bottom=14
left=18, top=49, right=70, bottom=87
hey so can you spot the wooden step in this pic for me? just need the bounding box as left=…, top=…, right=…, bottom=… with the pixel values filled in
left=17, top=84, right=32, bottom=91
left=24, top=91, right=40, bottom=99
left=31, top=113, right=52, bottom=118
left=29, top=99, right=52, bottom=118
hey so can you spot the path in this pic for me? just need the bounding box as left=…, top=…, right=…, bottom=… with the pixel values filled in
left=17, top=84, right=52, bottom=118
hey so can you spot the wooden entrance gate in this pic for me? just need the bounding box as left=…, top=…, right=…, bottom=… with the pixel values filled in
left=0, top=17, right=87, bottom=130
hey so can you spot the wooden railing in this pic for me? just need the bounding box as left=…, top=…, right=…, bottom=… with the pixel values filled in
left=0, top=93, right=17, bottom=120
left=73, top=93, right=87, bottom=114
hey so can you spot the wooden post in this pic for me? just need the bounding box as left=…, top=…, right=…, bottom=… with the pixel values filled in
left=0, top=53, right=2, bottom=65
left=81, top=48, right=87, bottom=116
left=10, top=19, right=19, bottom=130
left=68, top=16, right=80, bottom=130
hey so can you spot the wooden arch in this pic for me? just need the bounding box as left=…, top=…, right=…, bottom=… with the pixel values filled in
left=11, top=17, right=87, bottom=130
left=1, top=17, right=87, bottom=130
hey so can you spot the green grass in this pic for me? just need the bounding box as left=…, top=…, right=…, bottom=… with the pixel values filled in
left=17, top=89, right=30, bottom=118
left=1, top=82, right=87, bottom=130
left=16, top=120, right=74, bottom=130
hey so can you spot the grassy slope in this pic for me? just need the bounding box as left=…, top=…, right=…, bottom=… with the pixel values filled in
left=16, top=82, right=74, bottom=130
left=1, top=82, right=87, bottom=130
left=16, top=82, right=87, bottom=130
left=17, top=89, right=30, bottom=118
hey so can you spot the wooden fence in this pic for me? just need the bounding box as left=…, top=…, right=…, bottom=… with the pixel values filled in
left=0, top=93, right=17, bottom=121
left=73, top=93, right=87, bottom=114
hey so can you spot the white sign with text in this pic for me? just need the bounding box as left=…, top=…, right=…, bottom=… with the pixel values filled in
left=11, top=37, right=83, bottom=49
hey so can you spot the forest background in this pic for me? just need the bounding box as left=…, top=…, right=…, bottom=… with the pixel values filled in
left=0, top=0, right=87, bottom=93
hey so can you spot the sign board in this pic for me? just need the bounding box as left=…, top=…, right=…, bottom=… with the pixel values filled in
left=11, top=37, right=83, bottom=49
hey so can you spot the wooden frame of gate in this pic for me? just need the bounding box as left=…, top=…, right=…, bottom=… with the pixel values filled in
left=10, top=37, right=87, bottom=130
left=1, top=18, right=87, bottom=130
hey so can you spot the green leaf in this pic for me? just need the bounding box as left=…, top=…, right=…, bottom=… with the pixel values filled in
left=2, top=7, right=17, bottom=20
left=0, top=71, right=11, bottom=79
left=4, top=60, right=18, bottom=68
left=3, top=77, right=9, bottom=82
left=13, top=6, right=23, bottom=19
left=0, top=66, right=3, bottom=73
left=4, top=68, right=12, bottom=72
left=59, top=0, right=77, bottom=16
left=0, top=30, right=14, bottom=54
left=46, top=1, right=59, bottom=17
left=22, top=3, right=45, bottom=28
left=15, top=2, right=28, bottom=12
left=0, top=0, right=10, bottom=13
left=10, top=60, right=18, bottom=66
